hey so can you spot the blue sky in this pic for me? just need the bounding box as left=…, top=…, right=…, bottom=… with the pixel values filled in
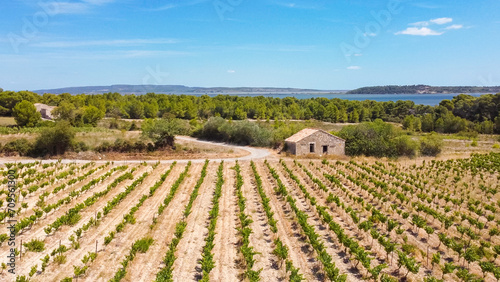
left=1, top=0, right=499, bottom=91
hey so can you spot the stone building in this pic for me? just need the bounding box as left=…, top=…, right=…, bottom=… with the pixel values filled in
left=285, top=128, right=345, bottom=156
left=34, top=103, right=56, bottom=120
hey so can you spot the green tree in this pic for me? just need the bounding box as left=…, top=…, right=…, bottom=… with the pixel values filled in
left=34, top=121, right=75, bottom=155
left=434, top=118, right=445, bottom=133
left=349, top=109, right=360, bottom=123
left=421, top=113, right=434, bottom=132
left=144, top=101, right=159, bottom=118
left=82, top=105, right=105, bottom=127
left=12, top=100, right=41, bottom=127
left=142, top=118, right=189, bottom=148
left=53, top=101, right=78, bottom=125
left=0, top=92, right=23, bottom=116
left=403, top=115, right=415, bottom=131
left=127, top=101, right=145, bottom=119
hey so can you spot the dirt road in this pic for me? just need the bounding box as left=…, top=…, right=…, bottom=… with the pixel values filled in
left=0, top=136, right=272, bottom=164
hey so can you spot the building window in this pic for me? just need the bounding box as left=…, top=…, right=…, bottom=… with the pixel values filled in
left=309, top=143, right=315, bottom=153
left=323, top=145, right=328, bottom=154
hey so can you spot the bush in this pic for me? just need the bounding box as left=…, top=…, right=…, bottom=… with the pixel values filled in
left=142, top=118, right=190, bottom=148
left=73, top=141, right=89, bottom=153
left=336, top=119, right=419, bottom=158
left=456, top=130, right=479, bottom=139
left=23, top=239, right=45, bottom=252
left=221, top=121, right=272, bottom=146
left=132, top=237, right=154, bottom=253
left=95, top=139, right=149, bottom=153
left=2, top=139, right=33, bottom=156
left=33, top=121, right=75, bottom=156
left=199, top=117, right=229, bottom=141
left=393, top=135, right=420, bottom=158
left=420, top=133, right=443, bottom=156
left=198, top=117, right=272, bottom=147
left=471, top=139, right=478, bottom=147
left=54, top=254, right=66, bottom=265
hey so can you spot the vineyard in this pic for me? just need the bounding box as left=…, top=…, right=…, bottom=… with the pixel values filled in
left=2, top=153, right=500, bottom=281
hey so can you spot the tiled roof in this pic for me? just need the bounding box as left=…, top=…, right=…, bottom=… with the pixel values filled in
left=285, top=128, right=345, bottom=143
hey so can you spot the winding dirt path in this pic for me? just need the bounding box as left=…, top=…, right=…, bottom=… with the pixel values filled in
left=0, top=136, right=272, bottom=165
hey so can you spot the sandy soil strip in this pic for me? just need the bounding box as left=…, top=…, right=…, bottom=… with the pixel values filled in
left=240, top=162, right=281, bottom=280
left=255, top=161, right=318, bottom=281
left=277, top=160, right=360, bottom=281
left=170, top=162, right=218, bottom=282
left=85, top=163, right=202, bottom=282
left=118, top=163, right=201, bottom=282
left=210, top=162, right=240, bottom=282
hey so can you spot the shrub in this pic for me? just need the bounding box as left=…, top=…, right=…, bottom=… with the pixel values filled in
left=73, top=141, right=89, bottom=153
left=420, top=133, right=443, bottom=156
left=142, top=118, right=190, bottom=148
left=33, top=121, right=75, bottom=156
left=456, top=130, right=479, bottom=139
left=393, top=135, right=420, bottom=158
left=198, top=117, right=272, bottom=147
left=54, top=254, right=67, bottom=265
left=471, top=139, right=478, bottom=147
left=2, top=139, right=33, bottom=156
left=336, top=119, right=418, bottom=158
left=132, top=237, right=154, bottom=253
left=23, top=239, right=45, bottom=252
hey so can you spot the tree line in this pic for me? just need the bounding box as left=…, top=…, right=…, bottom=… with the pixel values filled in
left=347, top=85, right=500, bottom=94
left=2, top=91, right=500, bottom=134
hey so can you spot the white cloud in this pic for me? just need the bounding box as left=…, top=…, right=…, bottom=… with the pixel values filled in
left=33, top=38, right=180, bottom=48
left=41, top=0, right=116, bottom=14
left=397, top=17, right=464, bottom=36
left=410, top=21, right=430, bottom=27
left=227, top=70, right=236, bottom=73
left=51, top=2, right=89, bottom=14
left=430, top=17, right=453, bottom=25
left=271, top=1, right=324, bottom=10
left=82, top=0, right=115, bottom=5
left=410, top=17, right=453, bottom=27
left=364, top=32, right=377, bottom=37
left=395, top=27, right=444, bottom=36
left=347, top=66, right=361, bottom=70
left=146, top=0, right=210, bottom=11
left=445, top=24, right=463, bottom=30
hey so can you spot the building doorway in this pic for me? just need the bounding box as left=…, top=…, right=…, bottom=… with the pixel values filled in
left=322, top=145, right=328, bottom=154
left=309, top=143, right=315, bottom=153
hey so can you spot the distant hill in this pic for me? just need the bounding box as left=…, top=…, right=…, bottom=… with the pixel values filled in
left=347, top=85, right=500, bottom=94
left=33, top=85, right=344, bottom=95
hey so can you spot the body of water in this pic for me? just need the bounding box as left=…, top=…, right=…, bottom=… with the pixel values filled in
left=199, top=93, right=488, bottom=106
